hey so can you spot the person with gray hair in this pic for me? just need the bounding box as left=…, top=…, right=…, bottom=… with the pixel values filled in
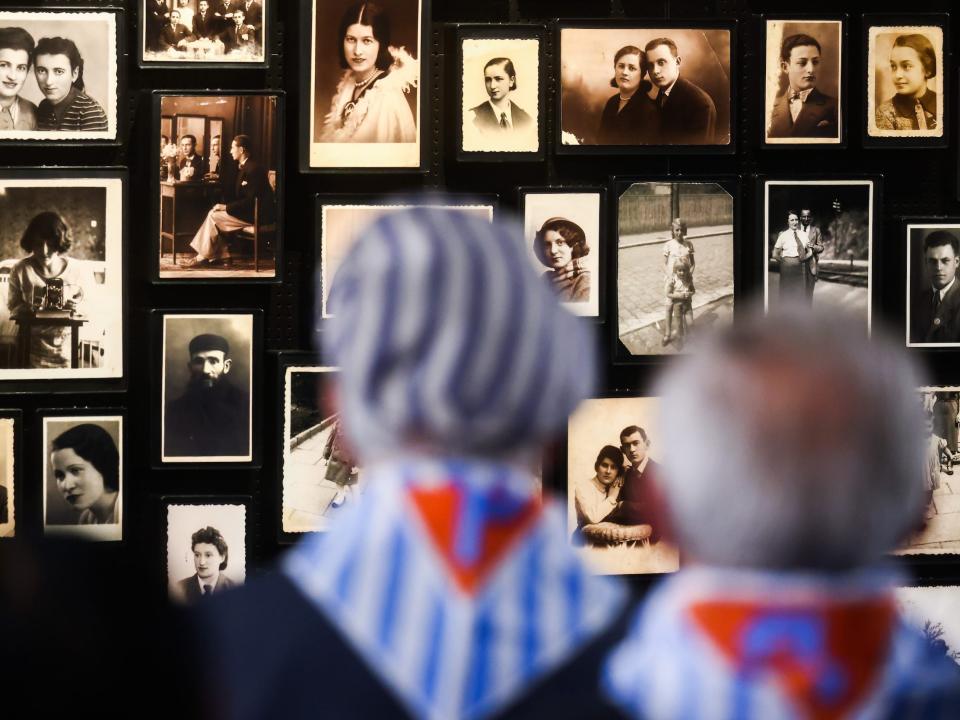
left=200, top=205, right=632, bottom=719
left=604, top=307, right=960, bottom=718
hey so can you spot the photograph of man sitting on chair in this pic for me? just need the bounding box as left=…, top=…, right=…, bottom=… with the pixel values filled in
left=158, top=93, right=280, bottom=279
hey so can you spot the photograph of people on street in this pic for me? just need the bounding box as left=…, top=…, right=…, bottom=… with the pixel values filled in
left=617, top=181, right=734, bottom=355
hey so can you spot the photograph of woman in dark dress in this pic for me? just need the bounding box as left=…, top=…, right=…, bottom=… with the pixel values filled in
left=597, top=45, right=657, bottom=145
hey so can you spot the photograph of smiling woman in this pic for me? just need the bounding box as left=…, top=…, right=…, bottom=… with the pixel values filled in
left=0, top=10, right=118, bottom=141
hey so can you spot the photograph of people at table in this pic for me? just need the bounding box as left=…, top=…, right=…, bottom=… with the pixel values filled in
left=143, top=0, right=266, bottom=64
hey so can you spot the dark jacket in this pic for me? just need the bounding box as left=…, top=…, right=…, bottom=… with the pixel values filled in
left=160, top=21, right=191, bottom=49
left=218, top=22, right=258, bottom=53
left=177, top=572, right=236, bottom=602
left=164, top=378, right=250, bottom=458
left=768, top=87, right=838, bottom=139
left=146, top=0, right=171, bottom=50
left=226, top=157, right=272, bottom=224
left=470, top=100, right=533, bottom=133
left=230, top=0, right=262, bottom=32
left=606, top=458, right=663, bottom=540
left=912, top=281, right=960, bottom=345
left=597, top=88, right=658, bottom=145
left=191, top=9, right=218, bottom=39
left=656, top=76, right=718, bottom=144
left=175, top=154, right=207, bottom=181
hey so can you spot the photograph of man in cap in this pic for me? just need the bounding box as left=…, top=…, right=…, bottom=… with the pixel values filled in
left=164, top=332, right=250, bottom=459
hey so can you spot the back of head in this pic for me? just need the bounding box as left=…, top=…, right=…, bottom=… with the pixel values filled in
left=655, top=305, right=927, bottom=571
left=323, top=204, right=597, bottom=463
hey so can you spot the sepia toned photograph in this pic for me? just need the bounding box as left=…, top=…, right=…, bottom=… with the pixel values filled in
left=896, top=586, right=960, bottom=666
left=567, top=396, right=679, bottom=576
left=900, top=387, right=960, bottom=555
left=0, top=174, right=124, bottom=382
left=764, top=180, right=873, bottom=331
left=166, top=501, right=246, bottom=603
left=161, top=313, right=253, bottom=463
left=522, top=190, right=601, bottom=318
left=142, top=0, right=267, bottom=65
left=157, top=93, right=282, bottom=280
left=764, top=19, right=842, bottom=144
left=42, top=415, right=122, bottom=542
left=0, top=415, right=14, bottom=538
left=0, top=10, right=119, bottom=141
left=461, top=35, right=539, bottom=154
left=867, top=24, right=944, bottom=138
left=907, top=224, right=960, bottom=347
left=283, top=365, right=363, bottom=534
left=318, top=201, right=494, bottom=318
left=617, top=181, right=734, bottom=355
left=305, top=0, right=423, bottom=169
left=559, top=25, right=732, bottom=148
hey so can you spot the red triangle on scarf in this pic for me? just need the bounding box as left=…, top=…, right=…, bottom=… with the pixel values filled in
left=689, top=598, right=895, bottom=720
left=407, top=484, right=540, bottom=595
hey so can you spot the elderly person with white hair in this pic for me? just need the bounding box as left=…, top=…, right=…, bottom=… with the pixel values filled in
left=604, top=308, right=960, bottom=718
left=199, top=205, right=632, bottom=719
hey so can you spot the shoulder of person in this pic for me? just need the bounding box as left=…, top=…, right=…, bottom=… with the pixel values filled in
left=808, top=88, right=836, bottom=107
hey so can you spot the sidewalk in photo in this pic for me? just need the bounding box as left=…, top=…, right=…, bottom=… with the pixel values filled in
left=619, top=224, right=733, bottom=249
left=619, top=294, right=734, bottom=355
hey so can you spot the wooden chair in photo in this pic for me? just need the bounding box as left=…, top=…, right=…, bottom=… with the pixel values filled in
left=224, top=170, right=277, bottom=273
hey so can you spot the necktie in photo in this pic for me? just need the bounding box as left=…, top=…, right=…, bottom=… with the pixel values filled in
left=499, top=112, right=508, bottom=129
left=915, top=100, right=928, bottom=130
left=793, top=230, right=804, bottom=259
left=933, top=291, right=941, bottom=315
left=657, top=89, right=667, bottom=109
left=202, top=584, right=212, bottom=595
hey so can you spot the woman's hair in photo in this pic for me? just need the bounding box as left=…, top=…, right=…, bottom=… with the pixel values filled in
left=893, top=33, right=937, bottom=78
left=594, top=445, right=625, bottom=475
left=191, top=526, right=229, bottom=570
left=51, top=423, right=120, bottom=492
left=610, top=45, right=644, bottom=88
left=533, top=217, right=589, bottom=267
left=33, top=36, right=85, bottom=91
left=484, top=57, right=517, bottom=90
left=0, top=26, right=36, bottom=61
left=19, top=211, right=73, bottom=254
left=337, top=1, right=394, bottom=72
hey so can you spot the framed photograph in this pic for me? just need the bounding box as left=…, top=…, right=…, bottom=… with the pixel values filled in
left=0, top=8, right=121, bottom=142
left=762, top=179, right=876, bottom=333
left=41, top=410, right=123, bottom=542
left=0, top=168, right=126, bottom=388
left=315, top=196, right=495, bottom=320
left=140, top=0, right=269, bottom=67
left=0, top=409, right=20, bottom=538
left=557, top=20, right=734, bottom=153
left=865, top=15, right=948, bottom=145
left=278, top=352, right=363, bottom=540
left=566, top=394, right=679, bottom=576
left=458, top=24, right=544, bottom=160
left=519, top=187, right=604, bottom=319
left=614, top=178, right=737, bottom=359
left=164, top=497, right=248, bottom=604
left=300, top=0, right=429, bottom=171
left=763, top=17, right=844, bottom=146
left=157, top=310, right=261, bottom=466
left=902, top=387, right=960, bottom=557
left=896, top=586, right=960, bottom=665
left=906, top=222, right=960, bottom=347
left=152, top=92, right=284, bottom=282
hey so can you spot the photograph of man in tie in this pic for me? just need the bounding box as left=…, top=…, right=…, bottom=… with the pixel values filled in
left=471, top=58, right=532, bottom=134
left=909, top=227, right=960, bottom=346
left=645, top=37, right=717, bottom=145
left=766, top=24, right=841, bottom=143
left=799, top=208, right=825, bottom=300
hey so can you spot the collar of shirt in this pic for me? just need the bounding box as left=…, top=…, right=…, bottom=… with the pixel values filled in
left=488, top=99, right=512, bottom=127
left=789, top=87, right=813, bottom=103
left=632, top=454, right=649, bottom=475
left=238, top=157, right=247, bottom=168
left=0, top=97, right=19, bottom=125
left=185, top=154, right=195, bottom=162
left=660, top=78, right=678, bottom=97
left=49, top=86, right=78, bottom=124
left=197, top=575, right=218, bottom=593
left=936, top=277, right=956, bottom=301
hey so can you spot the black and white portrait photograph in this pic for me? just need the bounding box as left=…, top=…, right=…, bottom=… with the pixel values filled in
left=897, top=586, right=960, bottom=667
left=0, top=415, right=14, bottom=538
left=0, top=9, right=118, bottom=141
left=868, top=24, right=944, bottom=139
left=283, top=365, right=363, bottom=534
left=899, top=387, right=960, bottom=555
left=764, top=19, right=842, bottom=145
left=0, top=174, right=124, bottom=382
left=142, top=0, right=267, bottom=65
left=157, top=93, right=281, bottom=280
left=318, top=201, right=493, bottom=318
left=907, top=223, right=960, bottom=347
left=166, top=502, right=246, bottom=604
left=42, top=415, right=122, bottom=542
left=559, top=25, right=732, bottom=148
left=460, top=35, right=539, bottom=154
left=305, top=0, right=423, bottom=169
left=161, top=313, right=253, bottom=463
left=764, top=180, right=873, bottom=331
left=567, top=396, right=679, bottom=576
left=617, top=181, right=734, bottom=355
left=522, top=191, right=601, bottom=317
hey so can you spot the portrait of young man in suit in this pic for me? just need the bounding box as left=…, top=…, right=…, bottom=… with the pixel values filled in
left=767, top=31, right=839, bottom=142
left=911, top=229, right=960, bottom=345
left=470, top=57, right=533, bottom=134
left=175, top=525, right=236, bottom=602
left=160, top=9, right=191, bottom=51
left=192, top=0, right=218, bottom=40
left=173, top=133, right=207, bottom=181
left=645, top=37, right=718, bottom=145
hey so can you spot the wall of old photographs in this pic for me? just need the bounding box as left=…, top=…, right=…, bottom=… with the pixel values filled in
left=0, top=0, right=958, bottom=629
